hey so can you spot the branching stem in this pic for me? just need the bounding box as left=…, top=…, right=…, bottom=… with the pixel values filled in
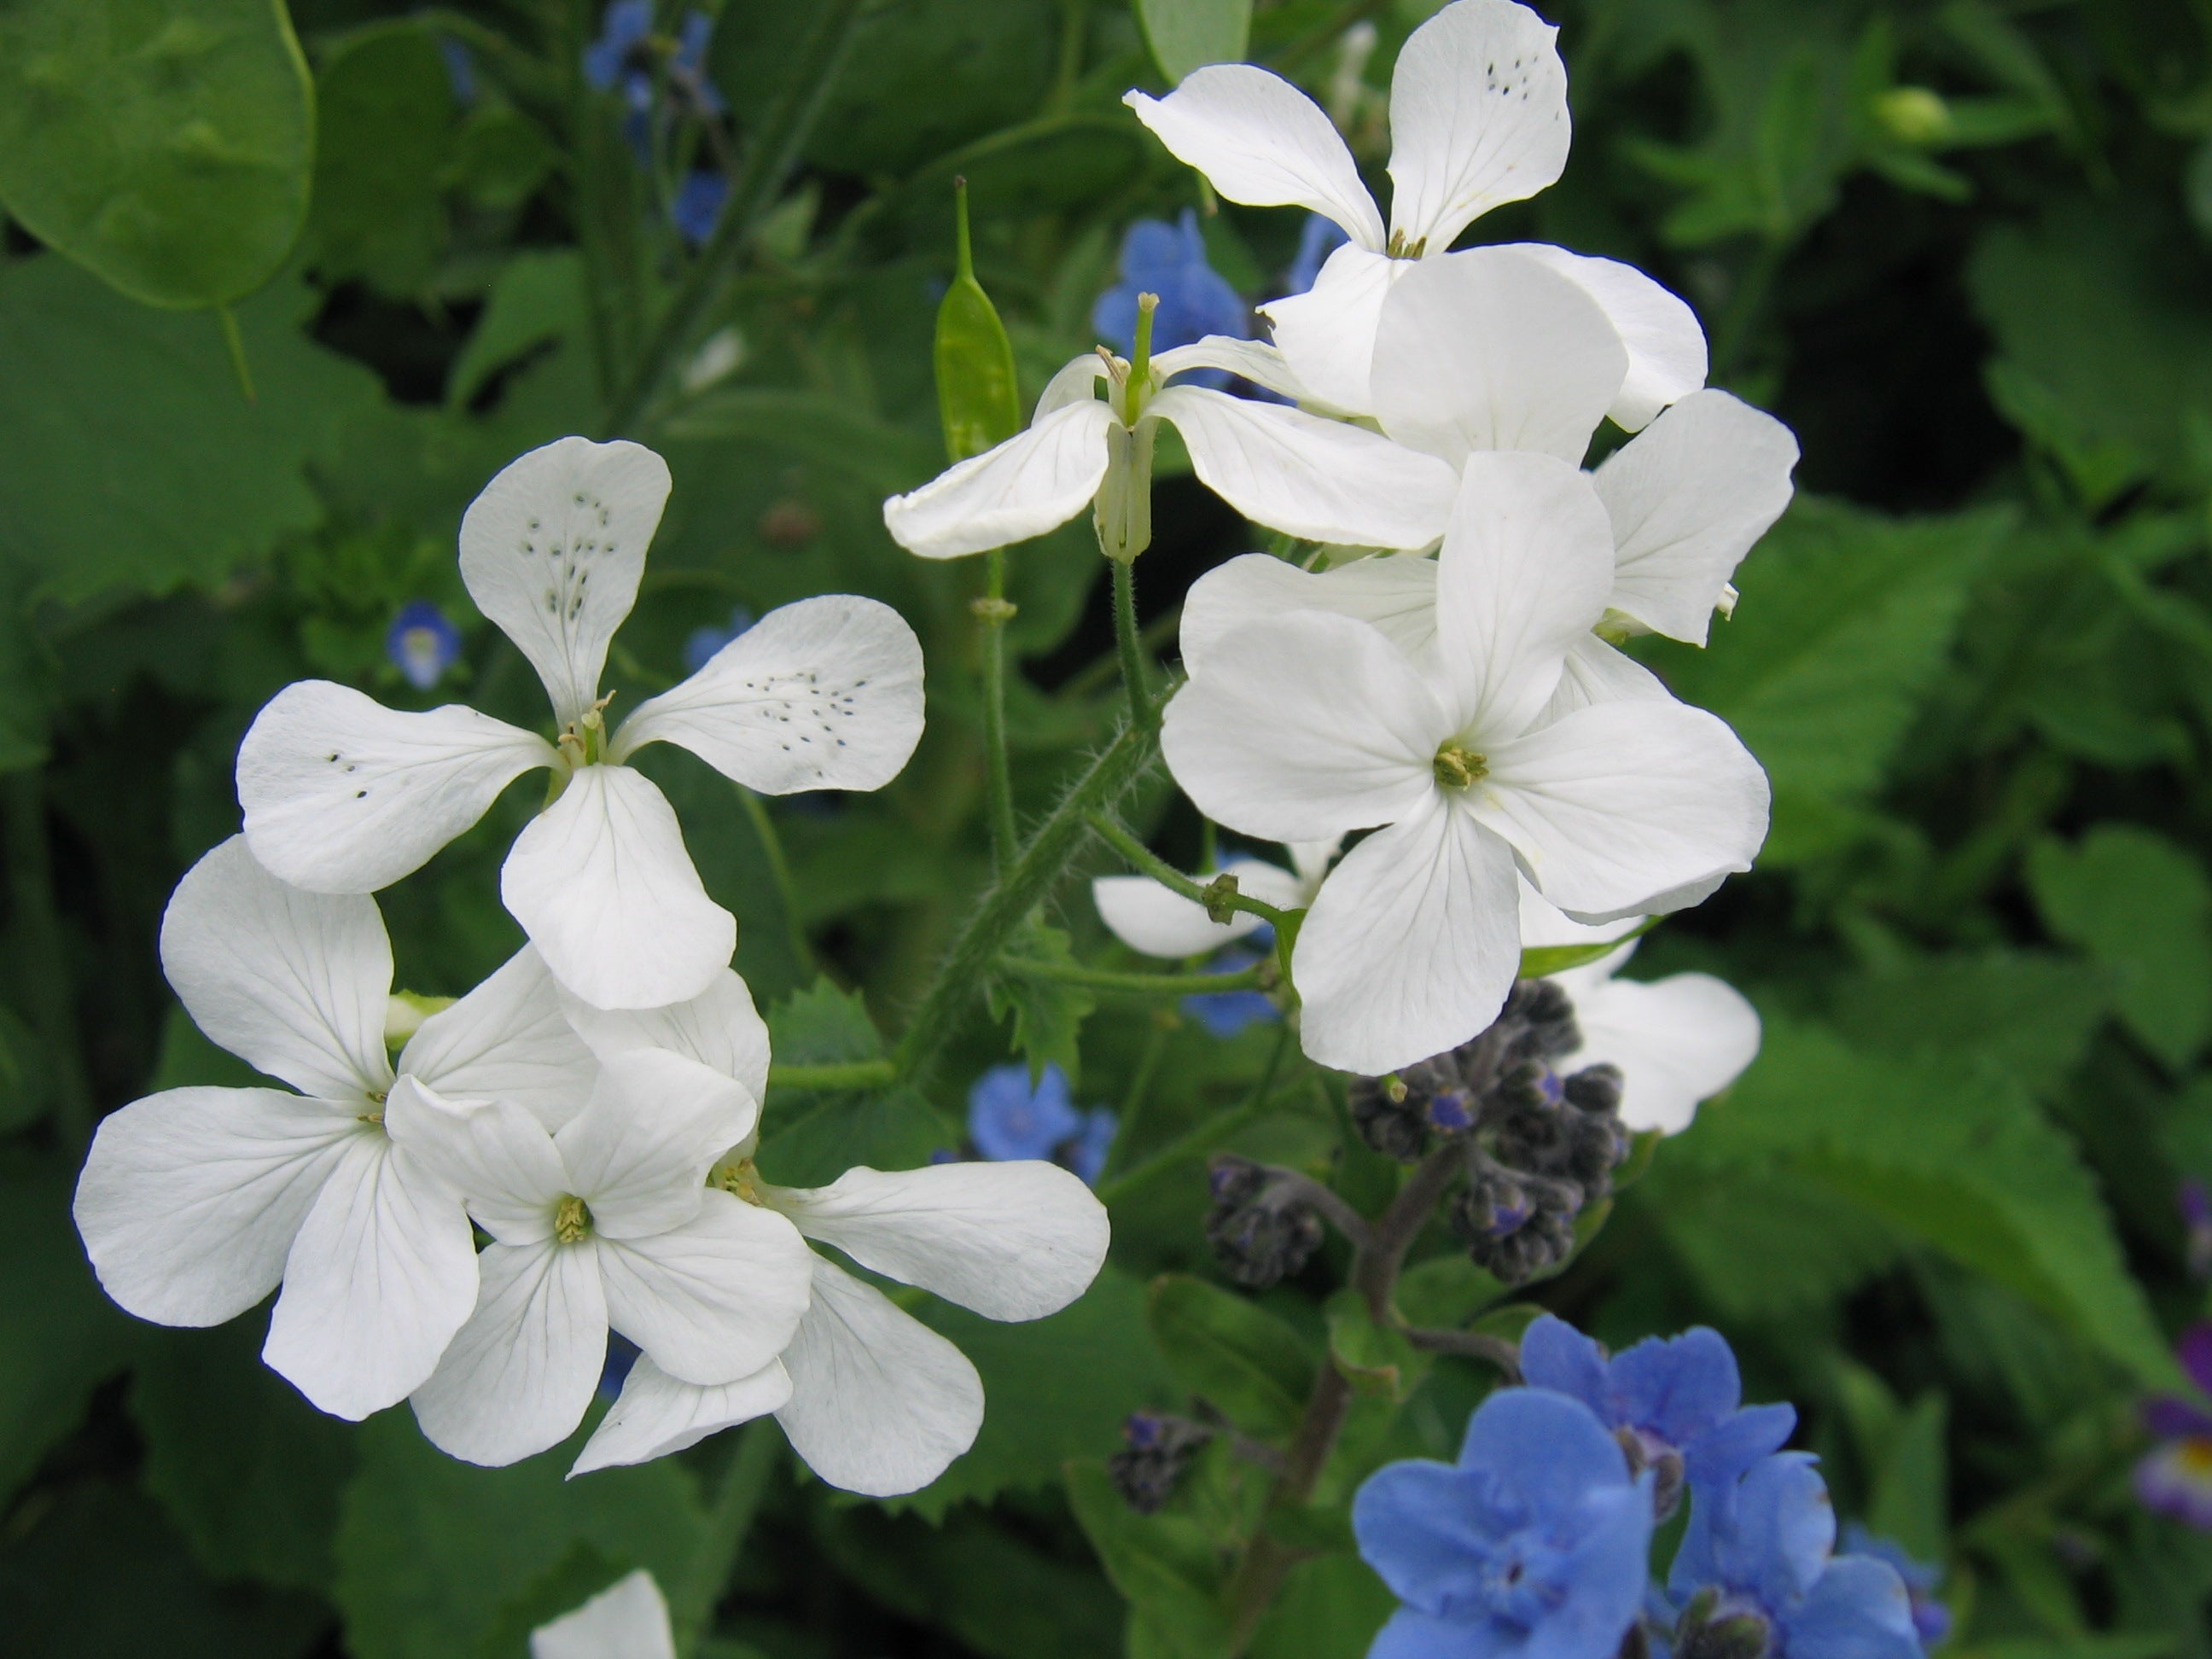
left=1085, top=812, right=1290, bottom=928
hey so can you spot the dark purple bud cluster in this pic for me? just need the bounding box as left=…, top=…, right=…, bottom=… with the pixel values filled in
left=1204, top=1155, right=1325, bottom=1289
left=1108, top=1411, right=1213, bottom=1513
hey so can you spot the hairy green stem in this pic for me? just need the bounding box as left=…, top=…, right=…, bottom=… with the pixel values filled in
left=4, top=775, right=91, bottom=1147
left=1111, top=556, right=1152, bottom=728
left=735, top=785, right=818, bottom=976
left=766, top=1058, right=899, bottom=1092
left=980, top=550, right=1018, bottom=870
left=994, top=958, right=1266, bottom=996
left=1086, top=812, right=1289, bottom=928
left=604, top=0, right=869, bottom=433
left=672, top=1421, right=780, bottom=1654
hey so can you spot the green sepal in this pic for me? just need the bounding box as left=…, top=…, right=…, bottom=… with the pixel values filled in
left=933, top=177, right=1022, bottom=463
left=1517, top=917, right=1658, bottom=979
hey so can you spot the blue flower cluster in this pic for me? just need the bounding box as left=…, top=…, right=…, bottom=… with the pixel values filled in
left=966, top=1062, right=1117, bottom=1185
left=582, top=0, right=729, bottom=247
left=1354, top=1315, right=1939, bottom=1659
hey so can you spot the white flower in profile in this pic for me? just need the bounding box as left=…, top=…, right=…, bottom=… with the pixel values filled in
left=558, top=984, right=1110, bottom=1497
left=530, top=1569, right=673, bottom=1659
left=1091, top=839, right=1337, bottom=960
left=396, top=1045, right=815, bottom=1468
left=73, top=836, right=596, bottom=1421
left=1161, top=450, right=1770, bottom=1075
left=238, top=436, right=925, bottom=1011
left=1126, top=0, right=1707, bottom=419
left=1519, top=885, right=1761, bottom=1134
left=882, top=335, right=1457, bottom=561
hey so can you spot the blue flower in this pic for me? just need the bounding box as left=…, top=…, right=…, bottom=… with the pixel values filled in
left=1838, top=1526, right=1950, bottom=1649
left=1520, top=1313, right=1796, bottom=1514
left=1181, top=941, right=1279, bottom=1037
left=437, top=37, right=479, bottom=106
left=1667, top=1454, right=1923, bottom=1659
left=387, top=601, right=461, bottom=690
left=682, top=604, right=754, bottom=674
left=672, top=171, right=729, bottom=247
left=2134, top=1321, right=2212, bottom=1531
left=1285, top=213, right=1351, bottom=297
left=1354, top=1388, right=1655, bottom=1659
left=1068, top=1108, right=1118, bottom=1185
left=1093, top=209, right=1249, bottom=386
left=585, top=3, right=723, bottom=118
left=968, top=1062, right=1084, bottom=1162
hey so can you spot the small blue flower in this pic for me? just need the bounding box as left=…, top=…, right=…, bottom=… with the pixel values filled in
left=1520, top=1313, right=1796, bottom=1512
left=672, top=171, right=729, bottom=247
left=1838, top=1525, right=1950, bottom=1649
left=438, top=37, right=479, bottom=106
left=1667, top=1454, right=1923, bottom=1659
left=1354, top=1388, right=1655, bottom=1659
left=583, top=0, right=653, bottom=104
left=1068, top=1108, right=1118, bottom=1185
left=1093, top=209, right=1249, bottom=386
left=682, top=604, right=754, bottom=675
left=1181, top=941, right=1279, bottom=1037
left=969, top=1062, right=1084, bottom=1162
left=387, top=601, right=462, bottom=690
left=1285, top=213, right=1351, bottom=297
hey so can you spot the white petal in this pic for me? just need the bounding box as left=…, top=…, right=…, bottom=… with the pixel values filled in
left=775, top=1259, right=984, bottom=1498
left=1470, top=701, right=1770, bottom=917
left=530, top=1569, right=677, bottom=1659
left=460, top=436, right=671, bottom=726
left=1153, top=335, right=1328, bottom=407
left=1180, top=551, right=1440, bottom=678
left=1150, top=385, right=1457, bottom=550
left=560, top=969, right=771, bottom=1106
left=1287, top=837, right=1343, bottom=893
left=1517, top=879, right=1640, bottom=952
left=1161, top=611, right=1446, bottom=844
left=555, top=1049, right=756, bottom=1240
left=1385, top=0, right=1570, bottom=251
left=263, top=1134, right=478, bottom=1419
left=612, top=595, right=924, bottom=795
left=1569, top=969, right=1761, bottom=1134
left=1292, top=799, right=1520, bottom=1074
left=597, top=1192, right=813, bottom=1387
left=384, top=1074, right=568, bottom=1245
left=1537, top=634, right=1674, bottom=725
left=1259, top=242, right=1400, bottom=415
left=1123, top=67, right=1383, bottom=249
left=410, top=1239, right=608, bottom=1468
left=765, top=1161, right=1109, bottom=1321
left=1092, top=856, right=1292, bottom=958
left=239, top=684, right=556, bottom=894
left=502, top=763, right=735, bottom=1011
left=1564, top=870, right=1731, bottom=929
left=160, top=835, right=393, bottom=1102
left=569, top=1357, right=792, bottom=1477
left=1434, top=451, right=1617, bottom=739
left=73, top=1086, right=353, bottom=1326
left=1502, top=246, right=1708, bottom=431
left=1592, top=390, right=1800, bottom=645
left=1036, top=353, right=1109, bottom=418
left=882, top=399, right=1117, bottom=559
left=1371, top=247, right=1627, bottom=466
left=399, top=946, right=598, bottom=1132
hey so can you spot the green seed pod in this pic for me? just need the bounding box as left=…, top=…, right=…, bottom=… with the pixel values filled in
left=934, top=178, right=1022, bottom=463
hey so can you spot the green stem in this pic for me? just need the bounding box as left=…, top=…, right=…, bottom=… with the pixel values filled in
left=735, top=785, right=817, bottom=977
left=565, top=0, right=622, bottom=402
left=1111, top=557, right=1153, bottom=729
left=672, top=1421, right=780, bottom=1655
left=215, top=307, right=255, bottom=404
left=980, top=550, right=1018, bottom=871
left=766, top=1058, right=899, bottom=1092
left=4, top=775, right=91, bottom=1147
left=1094, top=1021, right=1294, bottom=1206
left=1086, top=811, right=1289, bottom=928
left=603, top=0, right=870, bottom=433
left=1100, top=1015, right=1172, bottom=1181
left=892, top=715, right=1161, bottom=1087
left=994, top=958, right=1266, bottom=996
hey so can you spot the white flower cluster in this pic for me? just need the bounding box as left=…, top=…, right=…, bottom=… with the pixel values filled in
left=888, top=0, right=1791, bottom=1091
left=73, top=438, right=1109, bottom=1496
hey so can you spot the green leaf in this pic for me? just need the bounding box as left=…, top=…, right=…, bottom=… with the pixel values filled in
left=1831, top=948, right=2110, bottom=1100
left=1064, top=1459, right=1234, bottom=1659
left=1247, top=1551, right=1394, bottom=1659
left=0, top=0, right=313, bottom=307
left=1137, top=0, right=1253, bottom=84
left=896, top=1265, right=1178, bottom=1521
left=1146, top=1273, right=1317, bottom=1437
left=2027, top=825, right=2212, bottom=1070
left=1642, top=1163, right=1903, bottom=1319
left=446, top=250, right=586, bottom=410
left=304, top=23, right=458, bottom=296
left=1323, top=1289, right=1426, bottom=1401
left=0, top=256, right=382, bottom=605
left=130, top=1318, right=357, bottom=1593
left=0, top=1003, right=48, bottom=1132
left=987, top=916, right=1097, bottom=1084
left=1392, top=1254, right=1509, bottom=1330
left=332, top=1412, right=708, bottom=1659
left=934, top=178, right=1022, bottom=463
left=756, top=1084, right=949, bottom=1187
left=765, top=978, right=886, bottom=1066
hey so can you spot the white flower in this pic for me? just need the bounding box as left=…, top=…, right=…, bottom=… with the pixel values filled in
left=1161, top=450, right=1769, bottom=1075
left=1126, top=0, right=1706, bottom=419
left=72, top=836, right=596, bottom=1420
left=882, top=337, right=1457, bottom=561
left=1091, top=839, right=1337, bottom=959
left=238, top=436, right=926, bottom=1011
left=1520, top=886, right=1761, bottom=1134
left=395, top=1045, right=815, bottom=1468
left=530, top=1569, right=673, bottom=1659
left=556, top=980, right=1110, bottom=1497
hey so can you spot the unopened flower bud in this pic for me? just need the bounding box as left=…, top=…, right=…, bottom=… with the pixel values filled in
left=1205, top=1156, right=1324, bottom=1288
left=1499, top=978, right=1580, bottom=1065
left=1676, top=1596, right=1773, bottom=1659
left=1109, top=1412, right=1212, bottom=1513
left=1615, top=1424, right=1688, bottom=1522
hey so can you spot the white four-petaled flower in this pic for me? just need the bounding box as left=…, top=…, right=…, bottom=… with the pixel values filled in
left=238, top=436, right=925, bottom=1011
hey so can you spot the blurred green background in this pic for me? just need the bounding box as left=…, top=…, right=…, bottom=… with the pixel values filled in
left=3, top=0, right=2212, bottom=1654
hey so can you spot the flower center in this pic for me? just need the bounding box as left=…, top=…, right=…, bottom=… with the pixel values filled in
left=709, top=1155, right=765, bottom=1206
left=553, top=1193, right=594, bottom=1243
left=1386, top=230, right=1429, bottom=259
left=1433, top=742, right=1487, bottom=789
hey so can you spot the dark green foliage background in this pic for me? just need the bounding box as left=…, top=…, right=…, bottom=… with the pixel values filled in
left=3, top=0, right=2212, bottom=1654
